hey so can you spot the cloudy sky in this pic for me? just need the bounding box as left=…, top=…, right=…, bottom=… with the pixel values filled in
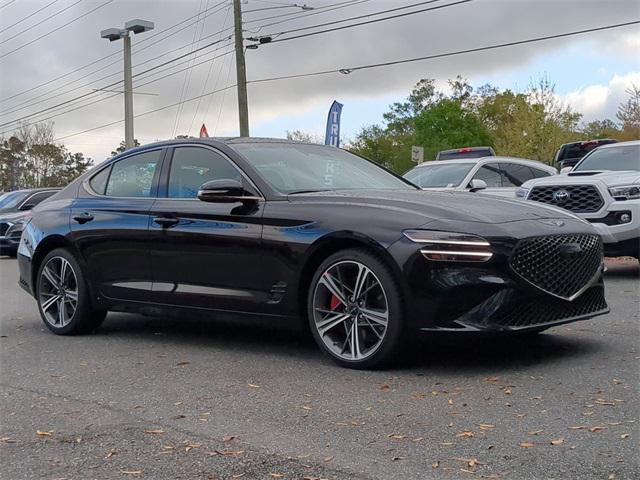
left=0, top=0, right=638, bottom=162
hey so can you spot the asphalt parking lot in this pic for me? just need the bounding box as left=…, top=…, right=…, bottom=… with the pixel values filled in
left=0, top=257, right=638, bottom=480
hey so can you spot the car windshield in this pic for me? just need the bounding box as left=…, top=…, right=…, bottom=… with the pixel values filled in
left=404, top=163, right=474, bottom=188
left=0, top=191, right=28, bottom=210
left=573, top=145, right=640, bottom=172
left=230, top=143, right=415, bottom=194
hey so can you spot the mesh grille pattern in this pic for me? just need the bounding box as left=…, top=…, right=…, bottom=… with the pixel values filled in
left=510, top=234, right=602, bottom=299
left=0, top=223, right=9, bottom=236
left=488, top=286, right=607, bottom=328
left=529, top=185, right=603, bottom=212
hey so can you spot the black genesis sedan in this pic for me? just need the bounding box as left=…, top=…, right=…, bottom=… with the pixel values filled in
left=17, top=138, right=608, bottom=368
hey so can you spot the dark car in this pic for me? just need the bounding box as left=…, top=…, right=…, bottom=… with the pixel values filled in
left=554, top=139, right=618, bottom=169
left=17, top=138, right=608, bottom=368
left=435, top=146, right=496, bottom=160
left=0, top=188, right=60, bottom=257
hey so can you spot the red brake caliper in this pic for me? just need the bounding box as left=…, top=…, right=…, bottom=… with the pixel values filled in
left=330, top=295, right=341, bottom=311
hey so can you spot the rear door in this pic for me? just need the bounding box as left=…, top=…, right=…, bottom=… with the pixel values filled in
left=69, top=148, right=164, bottom=301
left=147, top=145, right=266, bottom=313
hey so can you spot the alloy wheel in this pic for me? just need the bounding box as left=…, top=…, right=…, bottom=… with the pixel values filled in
left=38, top=256, right=79, bottom=328
left=312, top=260, right=389, bottom=361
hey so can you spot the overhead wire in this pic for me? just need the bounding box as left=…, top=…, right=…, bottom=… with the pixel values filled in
left=0, top=0, right=61, bottom=35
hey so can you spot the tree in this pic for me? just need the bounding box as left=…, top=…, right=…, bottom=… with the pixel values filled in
left=111, top=139, right=141, bottom=157
left=285, top=130, right=322, bottom=144
left=415, top=98, right=493, bottom=161
left=616, top=84, right=640, bottom=140
left=581, top=119, right=623, bottom=140
left=0, top=122, right=92, bottom=191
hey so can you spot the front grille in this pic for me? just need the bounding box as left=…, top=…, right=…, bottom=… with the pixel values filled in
left=510, top=234, right=603, bottom=300
left=529, top=185, right=603, bottom=212
left=487, top=286, right=607, bottom=328
left=0, top=222, right=9, bottom=236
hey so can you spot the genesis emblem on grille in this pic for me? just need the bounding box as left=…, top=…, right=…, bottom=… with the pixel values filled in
left=538, top=219, right=565, bottom=227
left=558, top=242, right=583, bottom=260
left=553, top=190, right=570, bottom=203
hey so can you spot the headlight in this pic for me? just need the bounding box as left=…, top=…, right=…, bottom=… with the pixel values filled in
left=515, top=188, right=529, bottom=199
left=403, top=230, right=493, bottom=262
left=609, top=185, right=640, bottom=200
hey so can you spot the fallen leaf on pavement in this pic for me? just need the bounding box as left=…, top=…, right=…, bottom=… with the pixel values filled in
left=36, top=430, right=53, bottom=437
left=527, top=430, right=544, bottom=436
left=175, top=361, right=190, bottom=366
left=210, top=450, right=245, bottom=456
left=223, top=436, right=236, bottom=442
left=269, top=474, right=284, bottom=478
left=589, top=426, right=606, bottom=432
left=391, top=456, right=405, bottom=461
left=519, top=442, right=535, bottom=448
left=247, top=383, right=260, bottom=388
left=144, top=429, right=164, bottom=435
left=479, top=424, right=495, bottom=430
left=550, top=438, right=564, bottom=445
left=324, top=456, right=334, bottom=462
left=621, top=433, right=630, bottom=439
left=379, top=384, right=390, bottom=390
left=121, top=470, right=143, bottom=475
left=457, top=431, right=474, bottom=438
left=388, top=434, right=405, bottom=440
left=432, top=461, right=439, bottom=468
left=568, top=426, right=588, bottom=430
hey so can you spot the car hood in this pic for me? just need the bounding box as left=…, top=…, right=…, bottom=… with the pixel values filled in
left=0, top=210, right=31, bottom=223
left=288, top=189, right=581, bottom=225
left=522, top=170, right=640, bottom=188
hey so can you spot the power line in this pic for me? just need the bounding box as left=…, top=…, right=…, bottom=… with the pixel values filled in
left=0, top=0, right=17, bottom=10
left=0, top=0, right=79, bottom=45
left=248, top=20, right=640, bottom=83
left=0, top=47, right=236, bottom=134
left=261, top=0, right=472, bottom=44
left=54, top=83, right=238, bottom=142
left=0, top=0, right=229, bottom=104
left=0, top=0, right=61, bottom=35
left=0, top=0, right=114, bottom=60
left=245, top=0, right=372, bottom=33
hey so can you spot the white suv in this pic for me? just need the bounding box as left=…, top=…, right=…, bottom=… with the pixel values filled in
left=517, top=141, right=640, bottom=258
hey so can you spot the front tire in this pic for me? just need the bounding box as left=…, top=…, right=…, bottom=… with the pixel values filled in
left=36, top=248, right=106, bottom=335
left=307, top=248, right=405, bottom=369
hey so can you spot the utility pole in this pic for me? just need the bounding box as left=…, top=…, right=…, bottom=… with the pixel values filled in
left=123, top=32, right=134, bottom=149
left=233, top=0, right=250, bottom=137
left=101, top=19, right=154, bottom=150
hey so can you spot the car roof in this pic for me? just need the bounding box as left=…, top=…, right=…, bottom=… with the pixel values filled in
left=5, top=187, right=61, bottom=194
left=411, top=156, right=555, bottom=170
left=596, top=139, right=640, bottom=149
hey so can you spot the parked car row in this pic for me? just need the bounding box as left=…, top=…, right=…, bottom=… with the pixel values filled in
left=0, top=188, right=61, bottom=257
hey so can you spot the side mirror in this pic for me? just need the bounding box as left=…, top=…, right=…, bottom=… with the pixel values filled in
left=197, top=179, right=249, bottom=203
left=19, top=203, right=35, bottom=211
left=560, top=166, right=572, bottom=174
left=468, top=179, right=487, bottom=192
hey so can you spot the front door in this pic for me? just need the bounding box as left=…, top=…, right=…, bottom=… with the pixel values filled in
left=147, top=145, right=266, bottom=313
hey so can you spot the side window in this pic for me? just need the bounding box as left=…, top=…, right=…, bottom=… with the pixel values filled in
left=23, top=191, right=56, bottom=207
left=500, top=163, right=535, bottom=187
left=89, top=166, right=111, bottom=195
left=106, top=150, right=161, bottom=198
left=473, top=164, right=503, bottom=188
left=532, top=167, right=553, bottom=178
left=168, top=147, right=242, bottom=198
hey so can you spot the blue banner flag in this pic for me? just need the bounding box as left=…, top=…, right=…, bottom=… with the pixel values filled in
left=324, top=101, right=343, bottom=147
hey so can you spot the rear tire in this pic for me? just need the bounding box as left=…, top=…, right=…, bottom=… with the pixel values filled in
left=307, top=248, right=405, bottom=369
left=36, top=248, right=106, bottom=335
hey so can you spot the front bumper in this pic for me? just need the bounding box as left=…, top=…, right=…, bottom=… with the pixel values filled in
left=388, top=222, right=609, bottom=332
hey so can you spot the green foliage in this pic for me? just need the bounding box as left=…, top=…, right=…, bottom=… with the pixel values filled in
left=111, top=139, right=141, bottom=157
left=415, top=98, right=492, bottom=161
left=581, top=119, right=623, bottom=139
left=616, top=84, right=640, bottom=140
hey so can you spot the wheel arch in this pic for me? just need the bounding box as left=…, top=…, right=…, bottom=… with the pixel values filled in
left=296, top=232, right=403, bottom=323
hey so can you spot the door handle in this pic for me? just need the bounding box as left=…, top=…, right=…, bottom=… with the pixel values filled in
left=73, top=212, right=94, bottom=224
left=153, top=216, right=179, bottom=228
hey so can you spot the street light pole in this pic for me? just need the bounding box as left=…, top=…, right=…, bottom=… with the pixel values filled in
left=122, top=32, right=134, bottom=149
left=233, top=0, right=250, bottom=137
left=101, top=19, right=154, bottom=151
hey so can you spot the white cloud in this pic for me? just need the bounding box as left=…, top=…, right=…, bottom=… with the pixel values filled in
left=564, top=71, right=640, bottom=121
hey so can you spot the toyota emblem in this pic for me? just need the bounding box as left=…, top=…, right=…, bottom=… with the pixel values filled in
left=553, top=190, right=570, bottom=203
